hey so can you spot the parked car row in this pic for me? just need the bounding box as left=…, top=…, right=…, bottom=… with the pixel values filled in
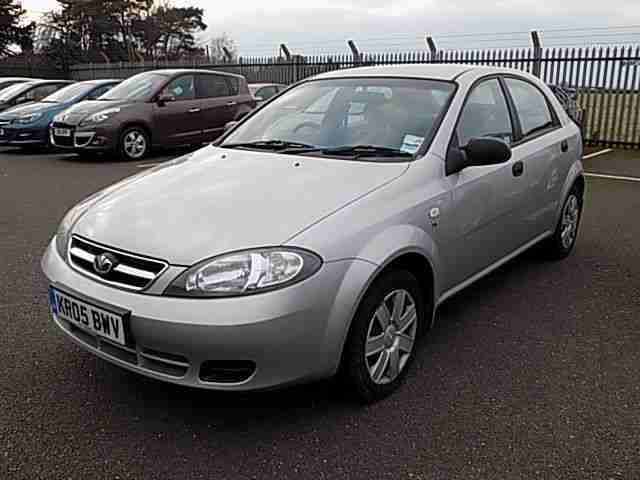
left=0, top=70, right=582, bottom=164
left=0, top=70, right=266, bottom=160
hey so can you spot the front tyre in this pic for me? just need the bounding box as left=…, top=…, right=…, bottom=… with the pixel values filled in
left=118, top=127, right=149, bottom=161
left=341, top=270, right=425, bottom=403
left=539, top=184, right=583, bottom=260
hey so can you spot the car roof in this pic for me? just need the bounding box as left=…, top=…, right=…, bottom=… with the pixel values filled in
left=312, top=64, right=531, bottom=82
left=26, top=79, right=75, bottom=85
left=0, top=77, right=39, bottom=82
left=82, top=79, right=121, bottom=85
left=249, top=83, right=285, bottom=88
left=148, top=69, right=245, bottom=79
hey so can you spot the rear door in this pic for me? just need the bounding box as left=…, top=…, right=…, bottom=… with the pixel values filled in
left=196, top=74, right=236, bottom=141
left=502, top=77, right=568, bottom=239
left=444, top=77, right=529, bottom=289
left=152, top=74, right=203, bottom=145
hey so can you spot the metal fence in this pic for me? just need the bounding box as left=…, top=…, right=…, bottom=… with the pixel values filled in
left=0, top=56, right=66, bottom=80
left=57, top=45, right=640, bottom=148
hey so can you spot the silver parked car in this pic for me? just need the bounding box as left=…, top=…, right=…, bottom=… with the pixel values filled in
left=42, top=64, right=584, bottom=402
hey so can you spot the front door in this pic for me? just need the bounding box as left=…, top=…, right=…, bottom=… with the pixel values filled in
left=443, top=77, right=529, bottom=290
left=153, top=74, right=203, bottom=146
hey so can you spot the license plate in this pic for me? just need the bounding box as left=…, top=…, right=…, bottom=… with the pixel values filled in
left=48, top=287, right=128, bottom=345
left=54, top=128, right=71, bottom=137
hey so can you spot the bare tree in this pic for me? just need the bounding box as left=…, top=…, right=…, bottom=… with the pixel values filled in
left=209, top=33, right=237, bottom=62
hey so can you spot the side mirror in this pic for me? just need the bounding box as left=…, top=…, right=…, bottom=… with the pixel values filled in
left=446, top=137, right=512, bottom=175
left=254, top=96, right=264, bottom=102
left=15, top=97, right=31, bottom=105
left=157, top=93, right=175, bottom=106
left=224, top=121, right=238, bottom=132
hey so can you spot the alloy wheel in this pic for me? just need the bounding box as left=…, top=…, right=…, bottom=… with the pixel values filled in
left=365, top=289, right=417, bottom=385
left=561, top=194, right=580, bottom=250
left=123, top=130, right=147, bottom=159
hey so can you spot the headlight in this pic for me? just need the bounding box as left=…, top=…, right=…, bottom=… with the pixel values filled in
left=17, top=112, right=43, bottom=124
left=164, top=248, right=322, bottom=297
left=81, top=107, right=121, bottom=126
left=55, top=203, right=89, bottom=259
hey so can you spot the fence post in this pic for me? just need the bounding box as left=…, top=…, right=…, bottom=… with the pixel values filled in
left=531, top=30, right=542, bottom=78
left=348, top=40, right=361, bottom=65
left=280, top=44, right=291, bottom=61
left=425, top=35, right=438, bottom=62
left=222, top=46, right=233, bottom=62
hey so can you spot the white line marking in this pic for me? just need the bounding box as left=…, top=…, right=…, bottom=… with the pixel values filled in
left=582, top=148, right=613, bottom=160
left=584, top=172, right=640, bottom=183
left=136, top=162, right=161, bottom=168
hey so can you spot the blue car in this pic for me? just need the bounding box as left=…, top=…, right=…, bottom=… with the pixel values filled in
left=0, top=79, right=119, bottom=148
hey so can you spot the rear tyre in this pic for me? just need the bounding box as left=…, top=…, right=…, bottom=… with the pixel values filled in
left=538, top=184, right=583, bottom=260
left=340, top=270, right=425, bottom=404
left=118, top=127, right=149, bottom=161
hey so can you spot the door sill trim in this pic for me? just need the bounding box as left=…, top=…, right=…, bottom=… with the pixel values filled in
left=437, top=231, right=552, bottom=306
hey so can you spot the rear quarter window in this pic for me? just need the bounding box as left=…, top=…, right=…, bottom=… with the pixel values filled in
left=505, top=78, right=557, bottom=137
left=227, top=77, right=240, bottom=96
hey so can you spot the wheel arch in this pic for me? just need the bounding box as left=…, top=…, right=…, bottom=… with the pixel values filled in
left=554, top=161, right=585, bottom=225
left=330, top=247, right=439, bottom=377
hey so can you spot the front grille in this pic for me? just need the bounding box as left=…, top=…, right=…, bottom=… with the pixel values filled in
left=68, top=235, right=168, bottom=291
left=52, top=134, right=73, bottom=147
left=50, top=123, right=75, bottom=147
left=63, top=322, right=190, bottom=378
left=140, top=348, right=190, bottom=377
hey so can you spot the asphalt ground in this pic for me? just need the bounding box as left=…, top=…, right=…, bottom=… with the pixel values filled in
left=1, top=146, right=639, bottom=479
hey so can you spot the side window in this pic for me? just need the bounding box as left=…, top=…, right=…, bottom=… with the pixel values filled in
left=226, top=77, right=240, bottom=96
left=196, top=75, right=230, bottom=99
left=87, top=84, right=114, bottom=100
left=457, top=79, right=513, bottom=147
left=256, top=86, right=277, bottom=100
left=19, top=84, right=60, bottom=103
left=162, top=75, right=195, bottom=101
left=505, top=78, right=555, bottom=137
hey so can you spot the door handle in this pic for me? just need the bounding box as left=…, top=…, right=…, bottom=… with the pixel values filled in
left=188, top=108, right=201, bottom=113
left=512, top=160, right=524, bottom=177
left=226, top=101, right=237, bottom=106
left=560, top=139, right=569, bottom=152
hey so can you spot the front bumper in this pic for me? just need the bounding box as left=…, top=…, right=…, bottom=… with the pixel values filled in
left=50, top=123, right=117, bottom=152
left=41, top=238, right=375, bottom=391
left=0, top=125, right=49, bottom=145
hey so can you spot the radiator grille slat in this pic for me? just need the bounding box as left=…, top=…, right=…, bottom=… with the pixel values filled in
left=68, top=235, right=168, bottom=291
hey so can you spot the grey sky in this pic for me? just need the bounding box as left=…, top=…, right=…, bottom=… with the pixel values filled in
left=21, top=0, right=640, bottom=55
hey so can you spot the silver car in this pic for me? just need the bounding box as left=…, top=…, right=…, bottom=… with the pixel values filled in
left=42, top=64, right=584, bottom=402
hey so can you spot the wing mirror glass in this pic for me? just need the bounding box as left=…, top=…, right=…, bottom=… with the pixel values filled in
left=446, top=137, right=512, bottom=175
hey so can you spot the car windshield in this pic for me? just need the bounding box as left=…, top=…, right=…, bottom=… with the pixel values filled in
left=222, top=78, right=455, bottom=159
left=0, top=82, right=31, bottom=101
left=41, top=83, right=94, bottom=103
left=99, top=73, right=168, bottom=101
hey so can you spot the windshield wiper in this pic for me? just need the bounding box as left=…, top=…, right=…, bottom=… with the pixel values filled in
left=222, top=140, right=317, bottom=151
left=285, top=144, right=414, bottom=159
